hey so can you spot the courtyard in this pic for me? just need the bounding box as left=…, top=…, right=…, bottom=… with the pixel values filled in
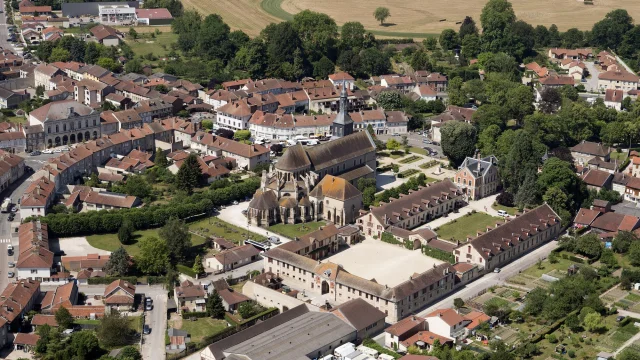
left=323, top=239, right=443, bottom=287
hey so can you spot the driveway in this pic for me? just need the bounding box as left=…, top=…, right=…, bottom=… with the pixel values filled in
left=583, top=61, right=601, bottom=92
left=53, top=237, right=111, bottom=256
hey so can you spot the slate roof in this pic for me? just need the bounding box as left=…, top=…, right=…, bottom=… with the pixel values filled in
left=279, top=223, right=339, bottom=254
left=29, top=100, right=94, bottom=122
left=570, top=141, right=611, bottom=157
left=275, top=143, right=311, bottom=171
left=305, top=131, right=375, bottom=170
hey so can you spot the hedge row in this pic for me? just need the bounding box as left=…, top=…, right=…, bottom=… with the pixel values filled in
left=362, top=338, right=401, bottom=359
left=181, top=311, right=209, bottom=318
left=381, top=232, right=402, bottom=245
left=31, top=178, right=260, bottom=237
left=422, top=246, right=456, bottom=264
left=88, top=276, right=137, bottom=285
left=225, top=307, right=278, bottom=327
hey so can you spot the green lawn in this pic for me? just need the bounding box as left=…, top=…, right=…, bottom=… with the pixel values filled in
left=268, top=221, right=327, bottom=239
left=435, top=212, right=502, bottom=242
left=189, top=217, right=266, bottom=244
left=610, top=151, right=628, bottom=161
left=125, top=32, right=178, bottom=58
left=409, top=147, right=428, bottom=156
left=491, top=203, right=518, bottom=216
left=521, top=257, right=576, bottom=278
left=173, top=317, right=228, bottom=344
left=74, top=319, right=100, bottom=325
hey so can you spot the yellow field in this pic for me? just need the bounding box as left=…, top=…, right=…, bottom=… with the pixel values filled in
left=181, top=0, right=640, bottom=38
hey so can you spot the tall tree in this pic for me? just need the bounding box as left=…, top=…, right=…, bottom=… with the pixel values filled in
left=439, top=29, right=459, bottom=51
left=533, top=25, right=549, bottom=47
left=176, top=153, right=203, bottom=194
left=459, top=16, right=478, bottom=39
left=154, top=148, right=168, bottom=168
left=440, top=121, right=477, bottom=166
left=137, top=236, right=170, bottom=274
left=206, top=291, right=225, bottom=318
left=198, top=14, right=233, bottom=61
left=104, top=246, right=130, bottom=277
left=233, top=39, right=268, bottom=79
left=501, top=130, right=542, bottom=193
left=54, top=307, right=73, bottom=329
left=118, top=219, right=134, bottom=245
left=159, top=217, right=192, bottom=263
left=591, top=9, right=633, bottom=51
left=341, top=22, right=366, bottom=50
left=96, top=310, right=134, bottom=347
left=479, top=0, right=516, bottom=53
left=292, top=10, right=338, bottom=62
left=193, top=255, right=205, bottom=277
left=373, top=7, right=391, bottom=25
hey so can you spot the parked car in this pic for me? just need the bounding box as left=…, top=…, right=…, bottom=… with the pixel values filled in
left=7, top=272, right=14, bottom=278
left=7, top=214, right=14, bottom=221
left=62, top=329, right=74, bottom=336
left=10, top=207, right=17, bottom=213
left=232, top=200, right=239, bottom=205
left=53, top=149, right=62, bottom=153
left=29, top=150, right=41, bottom=156
left=268, top=236, right=281, bottom=244
left=493, top=267, right=501, bottom=273
left=497, top=210, right=508, bottom=217
left=42, top=149, right=52, bottom=154
left=145, top=297, right=153, bottom=304
left=616, top=316, right=626, bottom=322
left=423, top=139, right=432, bottom=144
left=145, top=303, right=153, bottom=311
left=143, top=325, right=151, bottom=334
left=8, top=262, right=14, bottom=268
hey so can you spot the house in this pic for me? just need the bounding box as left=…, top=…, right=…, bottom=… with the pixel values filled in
left=329, top=298, right=386, bottom=341
left=400, top=330, right=453, bottom=352
left=581, top=169, right=613, bottom=191
left=453, top=204, right=561, bottom=271
left=222, top=79, right=252, bottom=91
left=0, top=87, right=29, bottom=109
left=624, top=152, right=640, bottom=177
left=357, top=179, right=463, bottom=238
left=586, top=212, right=639, bottom=234
left=328, top=72, right=355, bottom=90
left=380, top=75, right=416, bottom=93
left=41, top=282, right=78, bottom=312
left=17, top=221, right=55, bottom=281
left=174, top=280, right=207, bottom=314
left=20, top=177, right=56, bottom=218
left=0, top=149, right=24, bottom=192
left=103, top=279, right=136, bottom=310
left=13, top=333, right=39, bottom=353
left=190, top=131, right=270, bottom=170
left=167, top=328, right=191, bottom=351
left=424, top=308, right=467, bottom=339
left=573, top=208, right=601, bottom=229
left=539, top=75, right=575, bottom=88
left=429, top=106, right=476, bottom=142
left=205, top=244, right=261, bottom=272
left=0, top=280, right=41, bottom=348
left=598, top=70, right=640, bottom=92
left=218, top=288, right=251, bottom=313
left=413, top=85, right=438, bottom=102
left=455, top=156, right=500, bottom=200
left=524, top=62, right=549, bottom=79
left=624, top=177, right=640, bottom=203
left=31, top=314, right=58, bottom=329
left=604, top=89, right=624, bottom=110
left=306, top=86, right=359, bottom=115
left=75, top=269, right=106, bottom=285
left=384, top=315, right=426, bottom=351
left=61, top=253, right=111, bottom=272
left=90, top=25, right=121, bottom=46
left=278, top=223, right=340, bottom=260
left=35, top=64, right=64, bottom=90
left=570, top=141, right=611, bottom=165
left=248, top=111, right=333, bottom=140
left=463, top=311, right=490, bottom=333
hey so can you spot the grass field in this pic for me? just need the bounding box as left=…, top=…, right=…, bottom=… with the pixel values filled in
left=182, top=0, right=640, bottom=39
left=436, top=212, right=502, bottom=242
left=267, top=221, right=326, bottom=238
left=171, top=317, right=228, bottom=344
left=125, top=32, right=178, bottom=58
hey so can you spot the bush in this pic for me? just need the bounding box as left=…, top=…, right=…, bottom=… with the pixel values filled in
left=181, top=311, right=208, bottom=318
left=545, top=334, right=558, bottom=343
left=88, top=276, right=137, bottom=285
left=176, top=264, right=196, bottom=277
left=381, top=232, right=403, bottom=245
left=497, top=192, right=515, bottom=207
left=423, top=246, right=456, bottom=263
left=568, top=350, right=576, bottom=358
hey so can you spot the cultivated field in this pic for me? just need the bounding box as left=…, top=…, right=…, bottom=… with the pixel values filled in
left=182, top=0, right=640, bottom=38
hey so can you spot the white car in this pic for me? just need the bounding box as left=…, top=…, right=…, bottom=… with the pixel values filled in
left=497, top=210, right=508, bottom=217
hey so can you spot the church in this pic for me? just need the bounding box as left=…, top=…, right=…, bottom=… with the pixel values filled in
left=247, top=87, right=377, bottom=227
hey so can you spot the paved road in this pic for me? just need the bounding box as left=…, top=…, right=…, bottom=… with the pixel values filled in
left=140, top=285, right=168, bottom=360
left=378, top=132, right=443, bottom=157
left=0, top=0, right=14, bottom=51
left=583, top=61, right=601, bottom=93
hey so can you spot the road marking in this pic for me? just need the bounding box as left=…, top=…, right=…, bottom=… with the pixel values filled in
left=0, top=238, right=11, bottom=243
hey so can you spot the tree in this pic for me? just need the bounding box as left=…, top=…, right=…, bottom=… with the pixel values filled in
left=479, top=0, right=516, bottom=53
left=524, top=287, right=546, bottom=315
left=118, top=219, right=134, bottom=245
left=447, top=77, right=467, bottom=106
left=54, top=307, right=73, bottom=329
left=176, top=153, right=203, bottom=194
left=233, top=130, right=251, bottom=142
left=104, top=246, right=130, bottom=277
left=270, top=143, right=283, bottom=154
left=97, top=310, right=134, bottom=347
left=313, top=56, right=335, bottom=79
left=591, top=9, right=633, bottom=51
left=576, top=233, right=602, bottom=259
left=120, top=175, right=152, bottom=199
left=137, top=236, right=169, bottom=274
left=613, top=231, right=637, bottom=253
left=359, top=47, right=391, bottom=76
left=292, top=10, right=338, bottom=62
left=423, top=37, right=437, bottom=50
left=159, top=217, right=192, bottom=263
left=238, top=302, right=260, bottom=319
left=154, top=148, right=168, bottom=168
left=461, top=34, right=482, bottom=59
left=583, top=312, right=604, bottom=333
left=128, top=27, right=138, bottom=40
left=629, top=241, right=640, bottom=266
left=539, top=88, right=562, bottom=114
left=124, top=58, right=143, bottom=74
left=439, top=29, right=459, bottom=51
left=198, top=14, right=233, bottom=61
left=193, top=255, right=204, bottom=277
left=118, top=346, right=142, bottom=360
left=600, top=248, right=618, bottom=268
left=341, top=22, right=366, bottom=50
left=543, top=187, right=569, bottom=216
left=206, top=291, right=225, bottom=318
left=506, top=86, right=535, bottom=123
left=386, top=138, right=401, bottom=151
left=453, top=298, right=465, bottom=310
left=497, top=192, right=514, bottom=207
left=459, top=16, right=478, bottom=39
left=35, top=85, right=45, bottom=98
left=565, top=313, right=581, bottom=331
left=618, top=348, right=640, bottom=360
left=233, top=39, right=267, bottom=79
left=533, top=25, right=549, bottom=47
left=376, top=91, right=402, bottom=110
left=49, top=47, right=71, bottom=62
left=440, top=121, right=477, bottom=166
left=70, top=331, right=101, bottom=359
left=401, top=135, right=409, bottom=154
left=374, top=7, right=390, bottom=25
left=97, top=57, right=122, bottom=73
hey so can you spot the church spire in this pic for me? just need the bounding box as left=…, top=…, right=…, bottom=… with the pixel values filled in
left=332, top=85, right=354, bottom=138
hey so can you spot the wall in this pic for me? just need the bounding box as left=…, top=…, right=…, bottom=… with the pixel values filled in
left=242, top=281, right=308, bottom=313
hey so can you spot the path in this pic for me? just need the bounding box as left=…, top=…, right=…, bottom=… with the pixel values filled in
left=217, top=201, right=294, bottom=244
left=613, top=310, right=640, bottom=356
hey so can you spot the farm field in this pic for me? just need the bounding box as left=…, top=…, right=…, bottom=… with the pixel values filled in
left=181, top=0, right=640, bottom=38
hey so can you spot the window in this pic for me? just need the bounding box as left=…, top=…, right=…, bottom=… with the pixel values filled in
left=31, top=269, right=38, bottom=274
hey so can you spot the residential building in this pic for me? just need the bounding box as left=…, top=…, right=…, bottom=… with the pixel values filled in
left=547, top=48, right=593, bottom=60
left=204, top=244, right=261, bottom=272
left=0, top=280, right=41, bottom=348
left=278, top=223, right=340, bottom=260
left=0, top=149, right=24, bottom=192
left=20, top=177, right=55, bottom=218
left=218, top=288, right=251, bottom=312
left=0, top=87, right=29, bottom=108
left=263, top=248, right=457, bottom=322
left=103, top=279, right=136, bottom=310
left=590, top=211, right=640, bottom=234
left=429, top=106, right=476, bottom=142
left=328, top=72, right=355, bottom=90
left=573, top=208, right=601, bottom=229
left=539, top=75, right=575, bottom=88
left=248, top=111, right=333, bottom=140
left=380, top=75, right=415, bottom=93
left=570, top=140, right=611, bottom=165
left=329, top=298, right=386, bottom=341
left=17, top=221, right=55, bottom=281
left=581, top=169, right=613, bottom=191
left=90, top=24, right=121, bottom=46
left=61, top=253, right=111, bottom=272
left=0, top=128, right=27, bottom=153
left=135, top=8, right=174, bottom=25
left=424, top=308, right=467, bottom=339
left=216, top=100, right=254, bottom=131
left=624, top=177, right=640, bottom=203
left=306, top=86, right=358, bottom=114
left=604, top=89, right=624, bottom=110
left=357, top=179, right=463, bottom=238
left=174, top=280, right=207, bottom=314
left=98, top=4, right=136, bottom=24
left=35, top=64, right=63, bottom=90
left=385, top=315, right=426, bottom=351
left=453, top=204, right=561, bottom=271
left=598, top=70, right=640, bottom=91
left=190, top=131, right=270, bottom=170
left=455, top=156, right=499, bottom=200
left=28, top=100, right=101, bottom=148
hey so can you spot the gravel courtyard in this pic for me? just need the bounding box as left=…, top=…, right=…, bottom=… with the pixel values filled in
left=324, top=239, right=444, bottom=287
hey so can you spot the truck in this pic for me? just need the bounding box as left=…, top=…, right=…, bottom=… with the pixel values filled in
left=0, top=198, right=10, bottom=213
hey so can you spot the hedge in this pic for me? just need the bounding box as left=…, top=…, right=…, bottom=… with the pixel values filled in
left=397, top=169, right=420, bottom=178
left=146, top=276, right=166, bottom=285
left=30, top=178, right=260, bottom=237
left=177, top=264, right=197, bottom=278
left=88, top=276, right=137, bottom=285
left=181, top=311, right=209, bottom=318
left=422, top=246, right=456, bottom=264
left=381, top=232, right=402, bottom=245
left=362, top=338, right=401, bottom=359
left=225, top=307, right=278, bottom=327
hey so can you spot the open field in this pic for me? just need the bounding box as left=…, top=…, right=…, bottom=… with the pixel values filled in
left=125, top=32, right=178, bottom=58
left=435, top=212, right=502, bottom=242
left=267, top=221, right=326, bottom=239
left=169, top=317, right=227, bottom=344
left=183, top=0, right=640, bottom=38
left=324, top=239, right=443, bottom=287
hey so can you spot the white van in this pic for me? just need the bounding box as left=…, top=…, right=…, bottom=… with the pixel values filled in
left=497, top=210, right=508, bottom=217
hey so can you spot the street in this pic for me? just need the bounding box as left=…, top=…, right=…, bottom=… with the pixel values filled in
left=0, top=0, right=14, bottom=51
left=139, top=285, right=168, bottom=360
